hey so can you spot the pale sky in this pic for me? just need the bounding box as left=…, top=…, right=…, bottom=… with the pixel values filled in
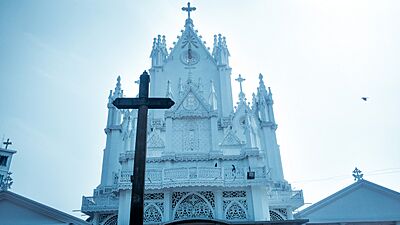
left=0, top=0, right=399, bottom=218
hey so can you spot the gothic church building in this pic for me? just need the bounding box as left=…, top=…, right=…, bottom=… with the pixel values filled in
left=82, top=3, right=304, bottom=225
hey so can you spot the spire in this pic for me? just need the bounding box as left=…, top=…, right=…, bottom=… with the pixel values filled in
left=112, top=76, right=122, bottom=98
left=209, top=80, right=218, bottom=111
left=235, top=74, right=246, bottom=103
left=259, top=73, right=267, bottom=93
left=212, top=34, right=218, bottom=57
left=107, top=76, right=123, bottom=127
left=166, top=80, right=174, bottom=98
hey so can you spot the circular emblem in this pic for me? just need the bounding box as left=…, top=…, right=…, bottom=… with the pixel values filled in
left=183, top=93, right=199, bottom=110
left=180, top=49, right=200, bottom=65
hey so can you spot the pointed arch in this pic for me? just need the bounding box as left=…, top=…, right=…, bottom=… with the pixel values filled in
left=144, top=203, right=163, bottom=223
left=173, top=192, right=214, bottom=220
left=269, top=209, right=285, bottom=221
left=224, top=201, right=247, bottom=220
left=102, top=215, right=118, bottom=225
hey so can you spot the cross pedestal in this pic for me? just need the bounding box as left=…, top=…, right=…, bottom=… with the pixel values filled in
left=113, top=71, right=174, bottom=225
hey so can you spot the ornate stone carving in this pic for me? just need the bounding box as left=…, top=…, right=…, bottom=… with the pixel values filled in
left=269, top=210, right=285, bottom=221
left=222, top=190, right=248, bottom=220
left=225, top=202, right=247, bottom=220
left=220, top=130, right=242, bottom=147
left=147, top=131, right=165, bottom=149
left=143, top=204, right=163, bottom=223
left=103, top=215, right=118, bottom=225
left=173, top=193, right=214, bottom=220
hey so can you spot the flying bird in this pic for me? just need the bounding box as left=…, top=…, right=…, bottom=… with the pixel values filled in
left=231, top=165, right=236, bottom=173
left=361, top=97, right=369, bottom=101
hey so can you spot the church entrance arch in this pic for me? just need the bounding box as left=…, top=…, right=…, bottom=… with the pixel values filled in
left=173, top=193, right=214, bottom=220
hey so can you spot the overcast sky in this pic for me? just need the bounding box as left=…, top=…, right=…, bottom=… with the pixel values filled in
left=0, top=0, right=399, bottom=218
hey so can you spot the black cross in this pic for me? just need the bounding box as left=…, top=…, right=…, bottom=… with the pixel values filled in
left=182, top=2, right=196, bottom=19
left=113, top=71, right=174, bottom=225
left=3, top=138, right=12, bottom=149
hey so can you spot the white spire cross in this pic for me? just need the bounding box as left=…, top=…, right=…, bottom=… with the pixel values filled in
left=235, top=74, right=246, bottom=102
left=235, top=74, right=246, bottom=93
left=182, top=2, right=196, bottom=19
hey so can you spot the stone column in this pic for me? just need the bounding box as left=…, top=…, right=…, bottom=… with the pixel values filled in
left=164, top=191, right=171, bottom=221
left=250, top=186, right=270, bottom=221
left=117, top=189, right=131, bottom=225
left=215, top=190, right=223, bottom=219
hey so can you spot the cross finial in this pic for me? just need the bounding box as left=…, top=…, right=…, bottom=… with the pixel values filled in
left=3, top=138, right=12, bottom=149
left=235, top=74, right=245, bottom=93
left=352, top=167, right=364, bottom=182
left=235, top=74, right=246, bottom=102
left=182, top=2, right=196, bottom=19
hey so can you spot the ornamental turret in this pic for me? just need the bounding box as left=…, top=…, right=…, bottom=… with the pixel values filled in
left=101, top=76, right=124, bottom=187
left=212, top=34, right=230, bottom=67
left=106, top=76, right=123, bottom=128
left=256, top=74, right=276, bottom=126
left=150, top=35, right=168, bottom=68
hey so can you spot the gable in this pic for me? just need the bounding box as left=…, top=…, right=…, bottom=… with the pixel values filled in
left=296, top=180, right=400, bottom=223
left=0, top=200, right=64, bottom=224
left=167, top=87, right=212, bottom=119
left=168, top=21, right=216, bottom=69
left=148, top=131, right=165, bottom=149
left=150, top=20, right=221, bottom=102
left=0, top=191, right=89, bottom=225
left=220, top=130, right=243, bottom=147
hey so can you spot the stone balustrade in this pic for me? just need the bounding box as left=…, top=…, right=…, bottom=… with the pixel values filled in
left=81, top=194, right=119, bottom=213
left=267, top=190, right=304, bottom=209
left=118, top=166, right=270, bottom=190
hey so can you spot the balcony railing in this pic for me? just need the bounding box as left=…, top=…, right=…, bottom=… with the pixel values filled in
left=81, top=194, right=119, bottom=213
left=118, top=166, right=270, bottom=190
left=267, top=189, right=304, bottom=209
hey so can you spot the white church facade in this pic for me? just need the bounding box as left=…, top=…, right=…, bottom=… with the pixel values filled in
left=81, top=3, right=304, bottom=225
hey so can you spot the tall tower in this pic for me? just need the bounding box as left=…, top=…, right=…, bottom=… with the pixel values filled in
left=82, top=3, right=303, bottom=225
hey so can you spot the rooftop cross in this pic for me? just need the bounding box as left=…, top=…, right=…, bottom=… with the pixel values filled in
left=113, top=71, right=174, bottom=225
left=235, top=74, right=246, bottom=102
left=182, top=2, right=196, bottom=19
left=352, top=167, right=364, bottom=182
left=3, top=138, right=12, bottom=149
